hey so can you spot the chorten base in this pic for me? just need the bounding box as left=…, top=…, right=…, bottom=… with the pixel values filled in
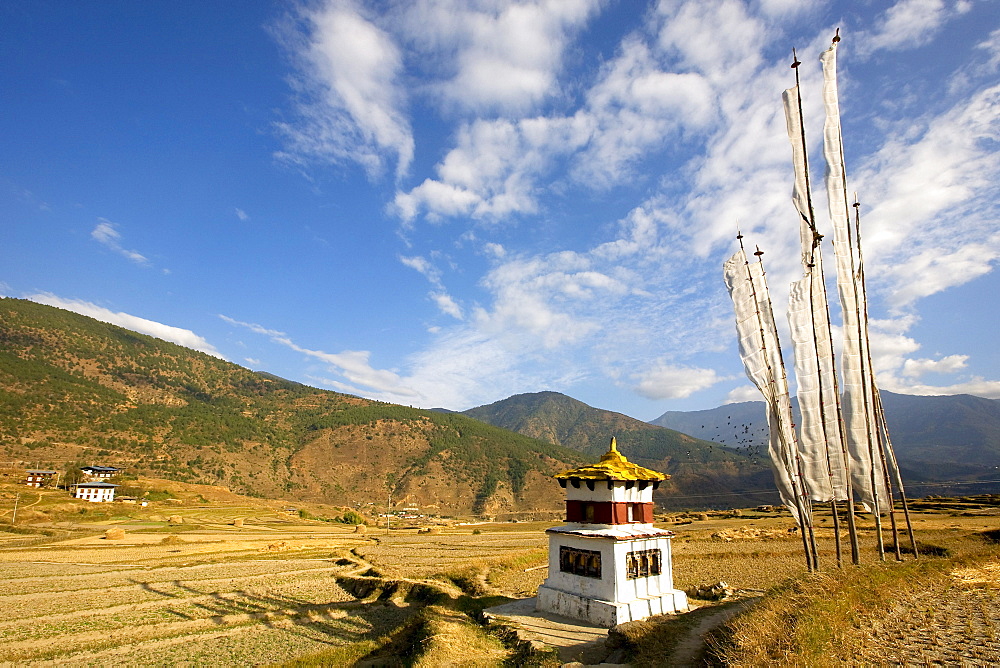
left=536, top=584, right=688, bottom=628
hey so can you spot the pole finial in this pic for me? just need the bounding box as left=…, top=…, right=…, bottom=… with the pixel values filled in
left=832, top=28, right=841, bottom=44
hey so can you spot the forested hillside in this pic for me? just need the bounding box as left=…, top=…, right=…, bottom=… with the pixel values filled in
left=463, top=391, right=775, bottom=508
left=0, top=298, right=585, bottom=516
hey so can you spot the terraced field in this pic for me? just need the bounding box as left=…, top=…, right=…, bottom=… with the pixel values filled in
left=3, top=487, right=997, bottom=666
left=0, top=524, right=397, bottom=665
left=0, top=501, right=564, bottom=667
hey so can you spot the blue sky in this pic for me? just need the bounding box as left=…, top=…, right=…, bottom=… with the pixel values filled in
left=2, top=0, right=998, bottom=421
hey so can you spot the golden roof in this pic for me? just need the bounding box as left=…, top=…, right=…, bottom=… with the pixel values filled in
left=555, top=437, right=667, bottom=481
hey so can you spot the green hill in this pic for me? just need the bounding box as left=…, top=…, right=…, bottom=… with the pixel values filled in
left=0, top=297, right=585, bottom=517
left=463, top=391, right=774, bottom=509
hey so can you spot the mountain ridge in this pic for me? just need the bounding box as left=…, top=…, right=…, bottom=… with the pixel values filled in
left=461, top=391, right=775, bottom=508
left=651, top=393, right=1000, bottom=492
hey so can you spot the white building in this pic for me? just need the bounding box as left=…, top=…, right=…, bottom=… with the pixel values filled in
left=536, top=438, right=688, bottom=627
left=74, top=482, right=117, bottom=503
left=80, top=465, right=121, bottom=480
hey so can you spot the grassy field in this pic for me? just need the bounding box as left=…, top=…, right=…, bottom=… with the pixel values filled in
left=1, top=481, right=998, bottom=665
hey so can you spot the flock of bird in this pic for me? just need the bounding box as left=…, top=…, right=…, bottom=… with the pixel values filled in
left=683, top=415, right=770, bottom=460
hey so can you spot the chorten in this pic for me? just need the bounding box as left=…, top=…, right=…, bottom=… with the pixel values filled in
left=536, top=438, right=687, bottom=627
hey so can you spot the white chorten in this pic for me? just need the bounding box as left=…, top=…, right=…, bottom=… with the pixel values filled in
left=536, top=438, right=688, bottom=627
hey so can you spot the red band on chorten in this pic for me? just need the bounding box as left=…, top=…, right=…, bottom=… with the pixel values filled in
left=566, top=500, right=653, bottom=524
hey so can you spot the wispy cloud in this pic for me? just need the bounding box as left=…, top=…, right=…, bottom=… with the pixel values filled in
left=399, top=254, right=464, bottom=319
left=271, top=0, right=1000, bottom=409
left=633, top=363, right=726, bottom=400
left=276, top=0, right=413, bottom=179
left=90, top=219, right=150, bottom=266
left=220, top=315, right=421, bottom=400
left=855, top=83, right=1000, bottom=309
left=27, top=293, right=224, bottom=358
left=725, top=385, right=762, bottom=404
left=856, top=0, right=971, bottom=57
left=901, top=354, right=969, bottom=378
left=396, top=0, right=602, bottom=115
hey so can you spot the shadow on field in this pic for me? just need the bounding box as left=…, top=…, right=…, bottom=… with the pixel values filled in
left=128, top=576, right=414, bottom=646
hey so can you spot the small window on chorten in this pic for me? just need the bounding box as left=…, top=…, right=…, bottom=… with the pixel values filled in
left=625, top=549, right=662, bottom=579
left=559, top=546, right=602, bottom=578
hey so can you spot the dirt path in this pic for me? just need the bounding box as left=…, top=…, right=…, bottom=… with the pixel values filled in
left=664, top=598, right=760, bottom=666
left=482, top=597, right=611, bottom=664
left=1, top=491, right=40, bottom=520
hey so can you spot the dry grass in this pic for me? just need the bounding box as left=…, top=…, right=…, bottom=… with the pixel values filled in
left=412, top=606, right=509, bottom=667
left=3, top=486, right=998, bottom=666
left=706, top=529, right=1000, bottom=666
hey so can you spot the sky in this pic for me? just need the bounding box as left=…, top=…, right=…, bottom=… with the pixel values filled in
left=2, top=0, right=999, bottom=422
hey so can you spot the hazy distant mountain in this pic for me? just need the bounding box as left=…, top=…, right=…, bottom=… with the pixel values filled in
left=462, top=391, right=775, bottom=508
left=650, top=401, right=776, bottom=455
left=652, top=393, right=1000, bottom=493
left=0, top=297, right=587, bottom=517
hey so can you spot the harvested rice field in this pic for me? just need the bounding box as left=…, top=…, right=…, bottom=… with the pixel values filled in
left=0, top=527, right=388, bottom=665
left=1, top=491, right=997, bottom=665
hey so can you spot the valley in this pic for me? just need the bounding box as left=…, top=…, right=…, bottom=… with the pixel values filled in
left=1, top=478, right=998, bottom=665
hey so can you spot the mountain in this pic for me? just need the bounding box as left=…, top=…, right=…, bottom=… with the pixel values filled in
left=652, top=393, right=1000, bottom=493
left=650, top=401, right=773, bottom=455
left=0, top=297, right=587, bottom=517
left=462, top=391, right=775, bottom=509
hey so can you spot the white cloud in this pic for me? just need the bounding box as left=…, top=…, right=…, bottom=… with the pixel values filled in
left=221, top=315, right=421, bottom=400
left=725, top=385, right=763, bottom=404
left=431, top=292, right=464, bottom=320
left=634, top=364, right=725, bottom=400
left=901, top=354, right=969, bottom=378
left=857, top=0, right=968, bottom=57
left=756, top=0, right=818, bottom=18
left=394, top=178, right=483, bottom=223
left=235, top=208, right=249, bottom=221
left=865, top=319, right=1000, bottom=400
left=277, top=0, right=413, bottom=178
left=976, top=28, right=1000, bottom=72
left=575, top=38, right=715, bottom=187
left=654, top=0, right=767, bottom=83
left=400, top=255, right=464, bottom=319
left=399, top=254, right=441, bottom=284
left=855, top=84, right=1000, bottom=308
left=880, top=376, right=1000, bottom=399
left=393, top=115, right=583, bottom=222
left=264, top=1, right=1000, bottom=412
left=90, top=219, right=150, bottom=266
left=398, top=0, right=602, bottom=114
left=28, top=293, right=224, bottom=358
left=473, top=251, right=632, bottom=348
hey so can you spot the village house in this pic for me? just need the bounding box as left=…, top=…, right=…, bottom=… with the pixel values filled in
left=73, top=482, right=118, bottom=503
left=80, top=465, right=121, bottom=480
left=25, top=470, right=59, bottom=488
